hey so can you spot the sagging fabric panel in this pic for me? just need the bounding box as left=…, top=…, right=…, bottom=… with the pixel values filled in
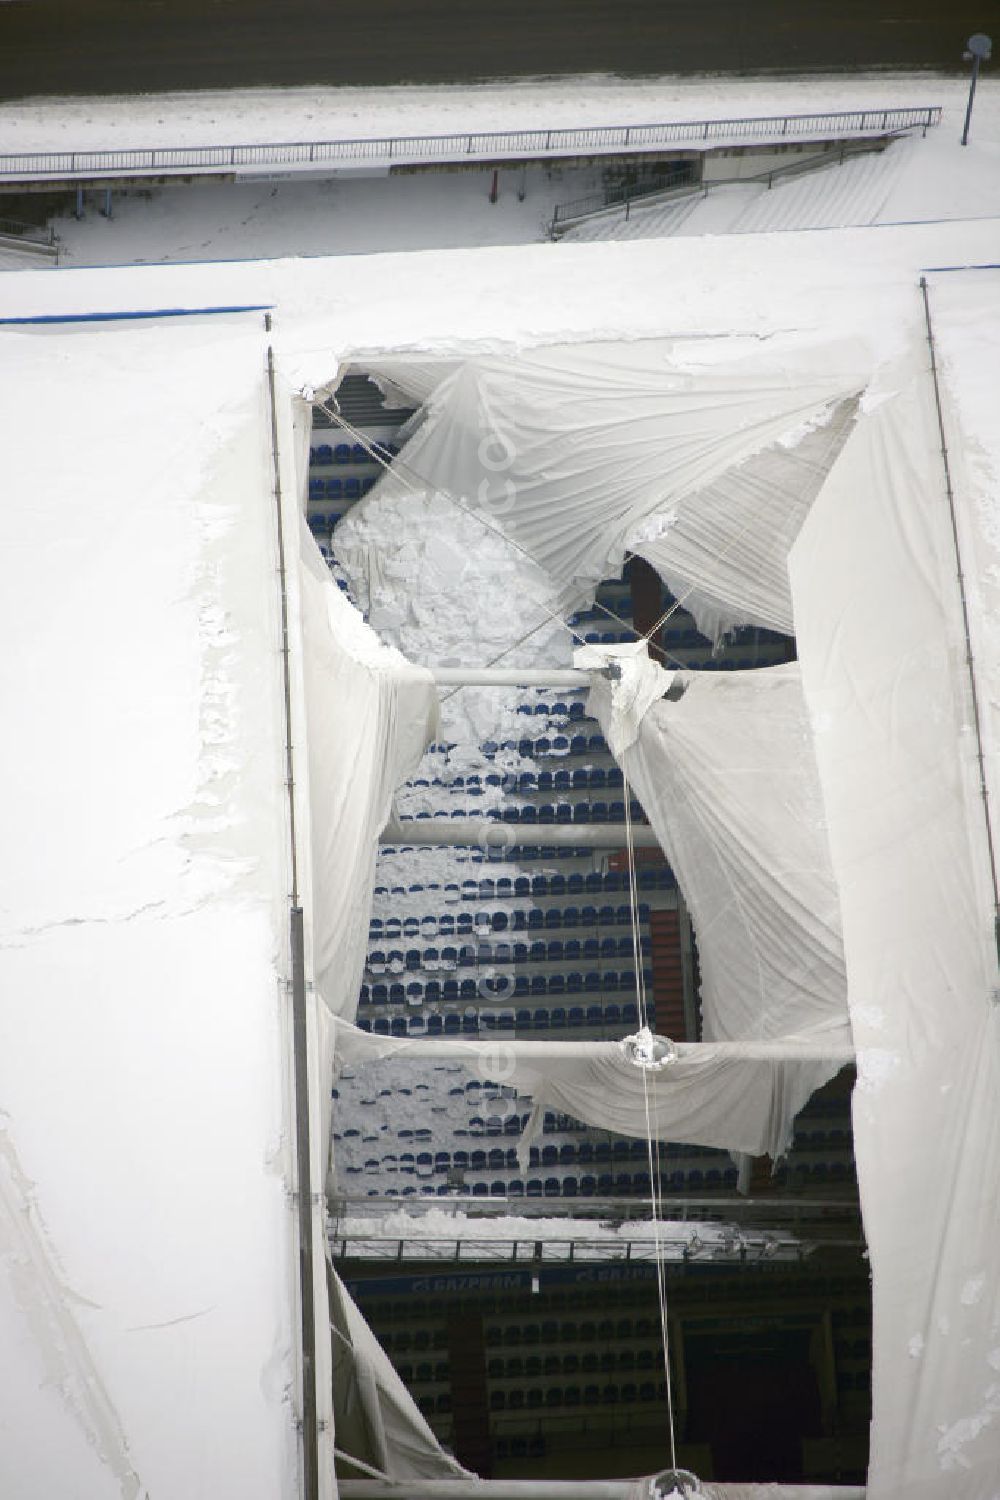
left=329, top=1266, right=468, bottom=1481
left=299, top=519, right=438, bottom=1023
left=790, top=359, right=1000, bottom=1499
left=589, top=660, right=850, bottom=1049
left=632, top=394, right=859, bottom=642
left=348, top=340, right=865, bottom=620
left=332, top=1021, right=847, bottom=1163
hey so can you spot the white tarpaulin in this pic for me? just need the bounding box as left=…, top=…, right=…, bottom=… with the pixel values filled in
left=587, top=655, right=850, bottom=1052
left=299, top=518, right=438, bottom=1023
left=585, top=650, right=851, bottom=1162
left=0, top=316, right=302, bottom=1500
left=790, top=348, right=1000, bottom=1499
left=348, top=341, right=865, bottom=627
left=332, top=1020, right=851, bottom=1163
left=329, top=1265, right=468, bottom=1482
left=630, top=394, right=859, bottom=641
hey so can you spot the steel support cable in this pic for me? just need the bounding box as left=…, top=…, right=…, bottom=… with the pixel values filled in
left=919, top=276, right=1000, bottom=970
left=634, top=395, right=856, bottom=651
left=637, top=490, right=794, bottom=648
left=623, top=776, right=680, bottom=1475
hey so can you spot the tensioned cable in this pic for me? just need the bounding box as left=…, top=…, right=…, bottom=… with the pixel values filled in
left=919, top=276, right=1000, bottom=970
left=623, top=770, right=679, bottom=1474
left=635, top=398, right=849, bottom=648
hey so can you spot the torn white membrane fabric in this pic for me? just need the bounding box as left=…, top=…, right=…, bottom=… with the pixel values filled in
left=584, top=650, right=850, bottom=1155
left=630, top=393, right=859, bottom=642
left=298, top=516, right=438, bottom=1024
left=332, top=1019, right=850, bottom=1163
left=329, top=1265, right=468, bottom=1481
left=349, top=340, right=865, bottom=626
left=790, top=355, right=1000, bottom=1500
left=587, top=654, right=850, bottom=1049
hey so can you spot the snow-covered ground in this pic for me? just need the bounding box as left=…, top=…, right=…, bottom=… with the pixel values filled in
left=2, top=73, right=996, bottom=268
left=566, top=105, right=1000, bottom=242
left=0, top=73, right=970, bottom=153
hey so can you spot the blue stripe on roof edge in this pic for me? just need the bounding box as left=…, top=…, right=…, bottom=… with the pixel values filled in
left=0, top=303, right=272, bottom=325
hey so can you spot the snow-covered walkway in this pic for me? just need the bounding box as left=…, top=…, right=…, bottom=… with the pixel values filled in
left=4, top=72, right=995, bottom=269
left=564, top=119, right=1000, bottom=243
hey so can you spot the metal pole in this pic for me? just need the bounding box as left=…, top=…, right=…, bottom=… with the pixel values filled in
left=291, top=906, right=320, bottom=1500
left=266, top=322, right=319, bottom=1500
left=266, top=334, right=300, bottom=903
left=919, top=277, right=1000, bottom=968
left=334, top=1450, right=391, bottom=1481
left=431, top=667, right=591, bottom=688
left=339, top=1484, right=638, bottom=1499
left=349, top=1035, right=856, bottom=1065
left=380, top=818, right=660, bottom=849
left=339, top=1483, right=866, bottom=1500
left=962, top=54, right=981, bottom=146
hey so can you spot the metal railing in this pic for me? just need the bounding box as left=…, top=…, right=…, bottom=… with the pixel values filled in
left=0, top=105, right=942, bottom=184
left=329, top=1231, right=824, bottom=1263
left=550, top=134, right=906, bottom=236
left=552, top=165, right=695, bottom=226
left=331, top=1193, right=861, bottom=1233
left=0, top=215, right=56, bottom=245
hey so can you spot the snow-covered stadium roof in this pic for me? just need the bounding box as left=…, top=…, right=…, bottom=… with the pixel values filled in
left=2, top=210, right=1000, bottom=1500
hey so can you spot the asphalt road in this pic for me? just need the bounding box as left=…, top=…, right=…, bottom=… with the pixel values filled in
left=0, top=1, right=985, bottom=101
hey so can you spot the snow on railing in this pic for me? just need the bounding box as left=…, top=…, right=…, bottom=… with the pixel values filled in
left=0, top=105, right=942, bottom=183
left=329, top=1231, right=817, bottom=1264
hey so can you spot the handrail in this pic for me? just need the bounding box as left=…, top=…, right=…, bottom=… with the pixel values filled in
left=0, top=215, right=56, bottom=244
left=331, top=1193, right=859, bottom=1220
left=0, top=105, right=942, bottom=183
left=328, top=1232, right=835, bottom=1263
left=552, top=165, right=694, bottom=225
left=550, top=134, right=903, bottom=236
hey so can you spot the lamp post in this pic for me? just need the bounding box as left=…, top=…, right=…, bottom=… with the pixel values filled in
left=961, top=33, right=992, bottom=146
